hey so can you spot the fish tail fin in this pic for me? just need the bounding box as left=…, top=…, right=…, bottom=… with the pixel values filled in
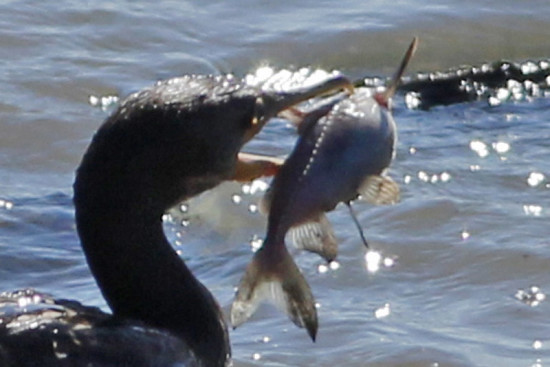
left=289, top=214, right=338, bottom=262
left=231, top=243, right=318, bottom=341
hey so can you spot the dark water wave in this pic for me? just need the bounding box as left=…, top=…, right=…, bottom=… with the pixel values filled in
left=398, top=59, right=550, bottom=109
left=353, top=59, right=550, bottom=109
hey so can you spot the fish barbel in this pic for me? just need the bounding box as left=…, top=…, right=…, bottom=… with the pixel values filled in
left=231, top=38, right=418, bottom=341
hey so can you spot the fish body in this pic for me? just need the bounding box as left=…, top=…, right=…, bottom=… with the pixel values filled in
left=231, top=38, right=418, bottom=339
left=276, top=89, right=402, bottom=259
left=276, top=88, right=397, bottom=218
left=231, top=89, right=398, bottom=341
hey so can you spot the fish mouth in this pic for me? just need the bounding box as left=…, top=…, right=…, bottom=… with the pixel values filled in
left=244, top=75, right=354, bottom=142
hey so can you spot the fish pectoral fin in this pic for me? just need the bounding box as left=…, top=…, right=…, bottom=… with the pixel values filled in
left=358, top=175, right=400, bottom=205
left=232, top=153, right=284, bottom=182
left=288, top=214, right=338, bottom=262
left=231, top=246, right=318, bottom=341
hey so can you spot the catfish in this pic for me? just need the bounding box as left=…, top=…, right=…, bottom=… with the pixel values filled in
left=231, top=38, right=418, bottom=340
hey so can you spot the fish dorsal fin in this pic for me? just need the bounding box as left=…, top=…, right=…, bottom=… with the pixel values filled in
left=288, top=214, right=338, bottom=262
left=358, top=175, right=400, bottom=205
left=375, top=37, right=419, bottom=108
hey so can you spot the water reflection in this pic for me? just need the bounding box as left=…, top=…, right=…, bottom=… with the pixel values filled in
left=527, top=172, right=545, bottom=187
left=245, top=66, right=341, bottom=93
left=523, top=205, right=543, bottom=217
left=317, top=260, right=340, bottom=274
left=249, top=236, right=263, bottom=252
left=241, top=180, right=269, bottom=196
left=374, top=303, right=391, bottom=319
left=491, top=141, right=510, bottom=154
left=405, top=171, right=452, bottom=184
left=364, top=250, right=396, bottom=274
left=469, top=140, right=489, bottom=158
left=515, top=286, right=546, bottom=307
left=0, top=200, right=13, bottom=210
left=88, top=94, right=119, bottom=110
left=231, top=194, right=242, bottom=205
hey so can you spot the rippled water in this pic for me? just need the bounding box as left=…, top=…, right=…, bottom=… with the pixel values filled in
left=1, top=1, right=549, bottom=366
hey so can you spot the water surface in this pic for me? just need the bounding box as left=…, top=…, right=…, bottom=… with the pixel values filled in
left=1, top=1, right=549, bottom=366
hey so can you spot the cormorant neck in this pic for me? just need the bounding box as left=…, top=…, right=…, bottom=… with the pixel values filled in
left=73, top=177, right=230, bottom=367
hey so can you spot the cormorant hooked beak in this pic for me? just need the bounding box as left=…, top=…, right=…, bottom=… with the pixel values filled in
left=244, top=74, right=354, bottom=142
